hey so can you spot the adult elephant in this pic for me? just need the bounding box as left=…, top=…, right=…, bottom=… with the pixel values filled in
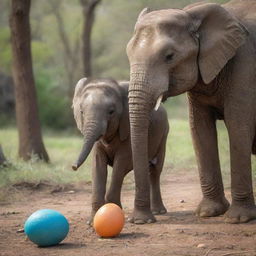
left=127, top=0, right=256, bottom=224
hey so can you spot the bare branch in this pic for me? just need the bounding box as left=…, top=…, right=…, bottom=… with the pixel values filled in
left=48, top=0, right=82, bottom=98
left=48, top=0, right=73, bottom=60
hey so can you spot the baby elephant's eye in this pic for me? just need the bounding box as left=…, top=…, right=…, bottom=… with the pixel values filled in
left=80, top=110, right=84, bottom=114
left=109, top=109, right=115, bottom=115
left=165, top=53, right=174, bottom=63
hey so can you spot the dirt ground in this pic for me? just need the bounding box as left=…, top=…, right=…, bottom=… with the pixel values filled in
left=1, top=169, right=256, bottom=256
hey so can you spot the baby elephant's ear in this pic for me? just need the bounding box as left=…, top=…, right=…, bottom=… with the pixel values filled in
left=73, top=77, right=88, bottom=98
left=137, top=7, right=150, bottom=22
left=118, top=81, right=130, bottom=141
left=72, top=77, right=88, bottom=108
left=118, top=81, right=129, bottom=96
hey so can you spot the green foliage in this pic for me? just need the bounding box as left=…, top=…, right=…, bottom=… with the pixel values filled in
left=0, top=28, right=11, bottom=74
left=35, top=72, right=74, bottom=129
left=32, top=41, right=53, bottom=70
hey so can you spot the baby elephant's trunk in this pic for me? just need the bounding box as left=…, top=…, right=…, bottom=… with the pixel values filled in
left=72, top=138, right=95, bottom=170
left=72, top=122, right=105, bottom=170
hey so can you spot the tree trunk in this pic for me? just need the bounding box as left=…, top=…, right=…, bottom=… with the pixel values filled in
left=80, top=0, right=101, bottom=77
left=0, top=145, right=7, bottom=165
left=10, top=0, right=49, bottom=162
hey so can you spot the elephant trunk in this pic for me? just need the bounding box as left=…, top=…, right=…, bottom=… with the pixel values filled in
left=72, top=120, right=104, bottom=171
left=72, top=138, right=95, bottom=171
left=128, top=71, right=152, bottom=207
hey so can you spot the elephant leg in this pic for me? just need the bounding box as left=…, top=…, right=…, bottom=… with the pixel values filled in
left=224, top=117, right=256, bottom=223
left=150, top=168, right=167, bottom=215
left=189, top=97, right=229, bottom=217
left=88, top=145, right=108, bottom=225
left=105, top=158, right=130, bottom=209
left=150, top=137, right=167, bottom=215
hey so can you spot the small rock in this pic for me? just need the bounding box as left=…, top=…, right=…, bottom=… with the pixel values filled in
left=197, top=243, right=207, bottom=248
left=98, top=238, right=112, bottom=241
left=67, top=190, right=75, bottom=194
left=180, top=200, right=185, bottom=203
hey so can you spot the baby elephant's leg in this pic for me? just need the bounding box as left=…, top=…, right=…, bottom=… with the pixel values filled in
left=150, top=140, right=167, bottom=215
left=88, top=146, right=108, bottom=225
left=105, top=157, right=130, bottom=208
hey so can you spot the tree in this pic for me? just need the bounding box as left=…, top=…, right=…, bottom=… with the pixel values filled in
left=48, top=0, right=81, bottom=98
left=80, top=0, right=102, bottom=77
left=10, top=0, right=49, bottom=161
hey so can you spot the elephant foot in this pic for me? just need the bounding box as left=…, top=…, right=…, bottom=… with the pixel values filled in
left=196, top=196, right=230, bottom=217
left=151, top=204, right=167, bottom=215
left=105, top=198, right=122, bottom=209
left=128, top=208, right=156, bottom=224
left=224, top=204, right=256, bottom=224
left=87, top=218, right=93, bottom=226
left=87, top=211, right=97, bottom=226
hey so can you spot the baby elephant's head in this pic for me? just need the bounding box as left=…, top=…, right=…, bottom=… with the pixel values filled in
left=72, top=78, right=129, bottom=170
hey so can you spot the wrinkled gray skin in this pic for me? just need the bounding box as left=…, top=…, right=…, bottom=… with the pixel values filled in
left=72, top=78, right=169, bottom=224
left=127, top=0, right=256, bottom=224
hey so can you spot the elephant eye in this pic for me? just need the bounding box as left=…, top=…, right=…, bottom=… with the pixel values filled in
left=109, top=109, right=115, bottom=115
left=165, top=53, right=174, bottom=63
left=80, top=110, right=83, bottom=114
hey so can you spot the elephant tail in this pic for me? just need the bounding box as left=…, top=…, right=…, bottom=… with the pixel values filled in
left=252, top=136, right=256, bottom=155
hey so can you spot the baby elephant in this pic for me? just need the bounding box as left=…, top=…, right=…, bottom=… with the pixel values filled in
left=72, top=78, right=169, bottom=224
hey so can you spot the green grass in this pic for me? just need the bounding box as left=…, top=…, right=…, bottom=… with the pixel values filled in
left=166, top=119, right=231, bottom=170
left=0, top=128, right=92, bottom=188
left=0, top=119, right=255, bottom=190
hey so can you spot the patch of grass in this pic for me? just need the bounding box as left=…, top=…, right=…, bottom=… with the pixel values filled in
left=165, top=118, right=195, bottom=169
left=165, top=119, right=231, bottom=173
left=0, top=128, right=92, bottom=189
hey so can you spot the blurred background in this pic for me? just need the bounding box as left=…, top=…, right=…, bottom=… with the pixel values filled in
left=0, top=0, right=244, bottom=200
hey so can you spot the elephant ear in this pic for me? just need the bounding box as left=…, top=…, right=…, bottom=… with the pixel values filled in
left=72, top=77, right=88, bottom=104
left=117, top=81, right=130, bottom=141
left=72, top=77, right=88, bottom=108
left=185, top=3, right=248, bottom=84
left=135, top=7, right=150, bottom=30
left=137, top=7, right=150, bottom=21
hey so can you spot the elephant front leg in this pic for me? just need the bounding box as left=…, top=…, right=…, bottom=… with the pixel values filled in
left=128, top=176, right=156, bottom=224
left=128, top=165, right=156, bottom=224
left=128, top=166, right=156, bottom=224
left=150, top=166, right=167, bottom=215
left=149, top=138, right=167, bottom=215
left=224, top=120, right=256, bottom=223
left=105, top=155, right=131, bottom=208
left=129, top=110, right=156, bottom=224
left=189, top=98, right=229, bottom=217
left=89, top=145, right=108, bottom=225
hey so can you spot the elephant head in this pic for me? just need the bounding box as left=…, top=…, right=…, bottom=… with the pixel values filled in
left=126, top=3, right=248, bottom=177
left=72, top=78, right=129, bottom=170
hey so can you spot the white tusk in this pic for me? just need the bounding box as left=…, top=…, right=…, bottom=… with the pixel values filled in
left=154, top=94, right=163, bottom=111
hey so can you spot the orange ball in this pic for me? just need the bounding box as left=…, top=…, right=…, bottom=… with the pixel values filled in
left=93, top=203, right=125, bottom=238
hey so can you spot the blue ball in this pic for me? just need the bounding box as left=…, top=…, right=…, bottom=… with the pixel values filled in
left=24, top=209, right=69, bottom=247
